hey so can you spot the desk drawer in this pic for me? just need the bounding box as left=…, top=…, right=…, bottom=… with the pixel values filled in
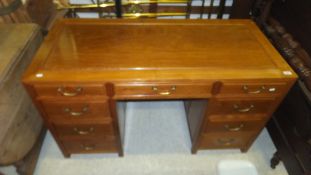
left=54, top=122, right=115, bottom=138
left=209, top=98, right=275, bottom=116
left=41, top=100, right=110, bottom=120
left=61, top=137, right=118, bottom=154
left=114, top=84, right=212, bottom=99
left=199, top=132, right=255, bottom=149
left=34, top=84, right=106, bottom=97
left=204, top=119, right=264, bottom=133
left=219, top=82, right=287, bottom=97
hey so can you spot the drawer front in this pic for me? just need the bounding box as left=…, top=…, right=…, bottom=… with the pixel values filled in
left=199, top=132, right=255, bottom=149
left=54, top=122, right=115, bottom=138
left=204, top=119, right=265, bottom=133
left=34, top=84, right=107, bottom=97
left=209, top=99, right=276, bottom=116
left=41, top=100, right=110, bottom=120
left=219, top=82, right=287, bottom=97
left=114, top=84, right=213, bottom=99
left=61, top=137, right=118, bottom=154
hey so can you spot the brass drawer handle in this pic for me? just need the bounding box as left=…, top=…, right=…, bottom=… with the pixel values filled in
left=233, top=104, right=254, bottom=113
left=80, top=144, right=95, bottom=151
left=217, top=138, right=235, bottom=146
left=73, top=127, right=94, bottom=135
left=64, top=106, right=89, bottom=116
left=152, top=86, right=176, bottom=95
left=242, top=85, right=265, bottom=94
left=224, top=123, right=245, bottom=131
left=57, top=87, right=83, bottom=97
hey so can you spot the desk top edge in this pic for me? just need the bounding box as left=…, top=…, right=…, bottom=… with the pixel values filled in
left=22, top=19, right=297, bottom=83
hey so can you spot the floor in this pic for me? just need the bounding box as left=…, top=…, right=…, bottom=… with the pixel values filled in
left=0, top=101, right=288, bottom=175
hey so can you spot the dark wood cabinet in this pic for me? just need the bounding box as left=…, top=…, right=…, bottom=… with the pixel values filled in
left=256, top=0, right=311, bottom=174
left=267, top=82, right=311, bottom=175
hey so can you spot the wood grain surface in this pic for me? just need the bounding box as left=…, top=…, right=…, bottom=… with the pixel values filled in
left=23, top=19, right=296, bottom=83
left=22, top=19, right=297, bottom=157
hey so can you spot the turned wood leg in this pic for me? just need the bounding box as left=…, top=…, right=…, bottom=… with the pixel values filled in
left=270, top=151, right=281, bottom=169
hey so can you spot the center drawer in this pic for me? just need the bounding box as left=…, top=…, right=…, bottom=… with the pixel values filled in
left=40, top=100, right=111, bottom=120
left=114, top=83, right=213, bottom=99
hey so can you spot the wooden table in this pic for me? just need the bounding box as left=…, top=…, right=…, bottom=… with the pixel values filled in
left=23, top=19, right=297, bottom=157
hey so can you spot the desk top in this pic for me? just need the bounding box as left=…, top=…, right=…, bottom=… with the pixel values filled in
left=23, top=19, right=296, bottom=83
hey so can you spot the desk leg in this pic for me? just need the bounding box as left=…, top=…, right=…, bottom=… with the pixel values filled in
left=109, top=99, right=124, bottom=157
left=106, top=83, right=124, bottom=157
left=185, top=100, right=208, bottom=154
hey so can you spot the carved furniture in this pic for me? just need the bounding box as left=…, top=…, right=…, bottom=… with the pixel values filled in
left=255, top=0, right=311, bottom=174
left=22, top=19, right=296, bottom=157
left=0, top=0, right=56, bottom=30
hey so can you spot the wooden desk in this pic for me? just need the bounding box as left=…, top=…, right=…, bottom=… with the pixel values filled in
left=22, top=19, right=297, bottom=157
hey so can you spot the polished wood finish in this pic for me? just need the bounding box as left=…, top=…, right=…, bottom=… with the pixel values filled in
left=208, top=98, right=276, bottom=116
left=218, top=81, right=287, bottom=97
left=34, top=84, right=107, bottom=97
left=114, top=83, right=213, bottom=99
left=23, top=19, right=297, bottom=157
left=40, top=100, right=110, bottom=120
left=23, top=19, right=296, bottom=82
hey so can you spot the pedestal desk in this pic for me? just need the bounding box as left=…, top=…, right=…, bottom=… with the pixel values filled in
left=22, top=19, right=297, bottom=157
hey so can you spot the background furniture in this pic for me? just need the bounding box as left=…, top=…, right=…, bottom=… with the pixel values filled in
left=0, top=0, right=31, bottom=23
left=0, top=24, right=44, bottom=175
left=57, top=0, right=255, bottom=19
left=0, top=0, right=59, bottom=31
left=253, top=0, right=311, bottom=174
left=22, top=19, right=296, bottom=157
